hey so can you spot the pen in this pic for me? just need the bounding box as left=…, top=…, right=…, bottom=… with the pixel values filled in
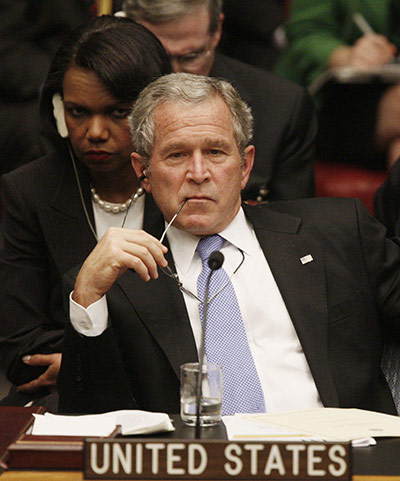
left=352, top=13, right=374, bottom=35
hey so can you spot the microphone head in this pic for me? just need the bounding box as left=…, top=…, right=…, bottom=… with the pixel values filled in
left=208, top=251, right=224, bottom=270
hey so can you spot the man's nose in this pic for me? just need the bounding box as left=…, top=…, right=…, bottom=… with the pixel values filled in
left=187, top=153, right=209, bottom=182
left=170, top=58, right=185, bottom=73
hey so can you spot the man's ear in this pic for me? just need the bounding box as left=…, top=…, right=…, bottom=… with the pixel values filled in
left=131, top=152, right=151, bottom=193
left=212, top=12, right=224, bottom=48
left=240, top=145, right=255, bottom=191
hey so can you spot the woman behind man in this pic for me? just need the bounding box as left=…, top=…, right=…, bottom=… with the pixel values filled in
left=0, top=15, right=171, bottom=409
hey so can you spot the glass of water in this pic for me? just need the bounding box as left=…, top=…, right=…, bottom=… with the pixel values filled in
left=180, top=362, right=222, bottom=426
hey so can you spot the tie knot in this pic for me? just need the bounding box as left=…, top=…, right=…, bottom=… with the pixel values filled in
left=196, top=234, right=224, bottom=263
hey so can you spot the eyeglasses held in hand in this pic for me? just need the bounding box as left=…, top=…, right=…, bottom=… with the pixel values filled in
left=158, top=199, right=245, bottom=304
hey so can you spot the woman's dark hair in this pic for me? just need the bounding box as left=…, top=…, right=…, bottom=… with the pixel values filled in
left=40, top=15, right=171, bottom=149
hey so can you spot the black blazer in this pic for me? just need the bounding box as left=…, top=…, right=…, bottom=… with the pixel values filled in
left=0, top=153, right=157, bottom=386
left=58, top=197, right=400, bottom=416
left=210, top=53, right=317, bottom=202
left=374, top=157, right=400, bottom=238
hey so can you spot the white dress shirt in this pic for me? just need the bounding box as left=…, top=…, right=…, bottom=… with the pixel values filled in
left=70, top=207, right=323, bottom=412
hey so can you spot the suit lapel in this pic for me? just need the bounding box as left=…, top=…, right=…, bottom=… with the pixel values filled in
left=39, top=160, right=97, bottom=274
left=244, top=204, right=339, bottom=406
left=210, top=53, right=252, bottom=105
left=117, top=198, right=198, bottom=380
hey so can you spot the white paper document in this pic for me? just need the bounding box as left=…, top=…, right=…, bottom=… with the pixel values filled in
left=223, top=414, right=322, bottom=442
left=234, top=408, right=400, bottom=443
left=31, top=410, right=174, bottom=437
left=309, top=64, right=400, bottom=95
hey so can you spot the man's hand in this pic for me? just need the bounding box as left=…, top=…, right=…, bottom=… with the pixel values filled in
left=17, top=353, right=62, bottom=393
left=73, top=228, right=169, bottom=308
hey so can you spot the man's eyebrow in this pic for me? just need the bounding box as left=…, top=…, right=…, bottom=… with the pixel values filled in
left=160, top=140, right=188, bottom=154
left=162, top=137, right=231, bottom=151
left=202, top=137, right=232, bottom=150
left=180, top=45, right=207, bottom=56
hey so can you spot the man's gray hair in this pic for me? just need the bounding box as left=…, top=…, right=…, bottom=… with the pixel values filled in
left=122, top=0, right=223, bottom=34
left=129, top=73, right=253, bottom=167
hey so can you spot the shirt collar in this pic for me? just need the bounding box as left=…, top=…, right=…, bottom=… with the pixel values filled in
left=220, top=206, right=253, bottom=256
left=166, top=206, right=254, bottom=275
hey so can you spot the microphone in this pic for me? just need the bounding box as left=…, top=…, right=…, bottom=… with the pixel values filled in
left=208, top=251, right=224, bottom=270
left=195, top=250, right=224, bottom=438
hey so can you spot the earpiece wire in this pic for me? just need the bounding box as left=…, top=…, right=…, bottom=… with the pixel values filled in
left=69, top=142, right=98, bottom=241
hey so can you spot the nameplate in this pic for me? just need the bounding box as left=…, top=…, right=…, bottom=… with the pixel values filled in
left=84, top=439, right=351, bottom=480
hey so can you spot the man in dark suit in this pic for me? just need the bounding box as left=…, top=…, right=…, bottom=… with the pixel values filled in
left=374, top=156, right=400, bottom=238
left=120, top=0, right=316, bottom=203
left=58, top=73, right=400, bottom=416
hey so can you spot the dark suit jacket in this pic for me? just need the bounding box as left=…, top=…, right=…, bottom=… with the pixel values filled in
left=58, top=197, right=400, bottom=416
left=0, top=153, right=156, bottom=387
left=210, top=53, right=317, bottom=202
left=218, top=0, right=283, bottom=70
left=374, top=157, right=400, bottom=238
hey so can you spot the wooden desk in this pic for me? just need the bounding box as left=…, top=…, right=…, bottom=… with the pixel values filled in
left=1, top=472, right=400, bottom=480
left=1, top=408, right=400, bottom=480
left=2, top=439, right=400, bottom=480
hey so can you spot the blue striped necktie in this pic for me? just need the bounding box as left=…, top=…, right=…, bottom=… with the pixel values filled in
left=196, top=234, right=265, bottom=415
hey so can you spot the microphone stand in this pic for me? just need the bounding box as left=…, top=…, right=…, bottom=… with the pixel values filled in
left=195, top=273, right=211, bottom=439
left=195, top=251, right=224, bottom=439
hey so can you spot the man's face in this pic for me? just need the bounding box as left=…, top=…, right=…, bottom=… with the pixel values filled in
left=63, top=66, right=134, bottom=176
left=137, top=5, right=223, bottom=75
left=132, top=96, right=254, bottom=236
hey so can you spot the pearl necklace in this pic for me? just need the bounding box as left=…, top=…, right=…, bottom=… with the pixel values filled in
left=91, top=186, right=133, bottom=214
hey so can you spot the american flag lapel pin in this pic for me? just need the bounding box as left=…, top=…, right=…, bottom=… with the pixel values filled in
left=300, top=254, right=313, bottom=265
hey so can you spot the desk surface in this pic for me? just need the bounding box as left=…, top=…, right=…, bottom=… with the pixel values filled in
left=0, top=472, right=400, bottom=480
left=2, top=437, right=400, bottom=480
left=1, top=410, right=400, bottom=479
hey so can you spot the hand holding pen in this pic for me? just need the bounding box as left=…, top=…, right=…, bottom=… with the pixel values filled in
left=350, top=13, right=397, bottom=67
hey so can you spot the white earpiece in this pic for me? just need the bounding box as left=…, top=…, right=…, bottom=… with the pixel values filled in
left=52, top=93, right=68, bottom=138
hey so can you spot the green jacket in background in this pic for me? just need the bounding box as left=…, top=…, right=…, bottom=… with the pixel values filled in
left=275, top=0, right=391, bottom=88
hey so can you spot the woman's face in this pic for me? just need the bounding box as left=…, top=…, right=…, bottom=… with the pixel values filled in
left=62, top=66, right=134, bottom=176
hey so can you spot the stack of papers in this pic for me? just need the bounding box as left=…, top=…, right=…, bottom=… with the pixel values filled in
left=31, top=410, right=174, bottom=437
left=224, top=408, right=400, bottom=447
left=309, top=64, right=400, bottom=95
left=223, top=415, right=321, bottom=442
